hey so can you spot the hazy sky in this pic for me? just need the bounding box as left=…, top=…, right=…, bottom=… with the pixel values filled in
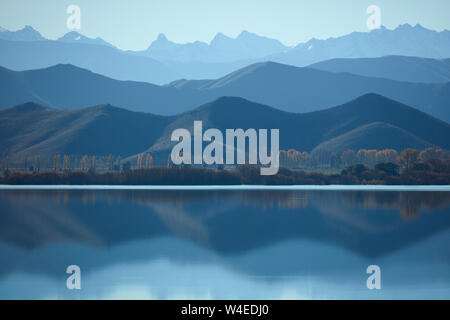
left=1, top=0, right=449, bottom=50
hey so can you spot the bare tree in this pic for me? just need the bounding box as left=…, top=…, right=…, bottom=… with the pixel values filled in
left=341, top=150, right=356, bottom=167
left=137, top=154, right=144, bottom=169
left=54, top=154, right=60, bottom=171
left=1, top=157, right=9, bottom=171
left=167, top=154, right=173, bottom=168
left=145, top=153, right=153, bottom=169
left=81, top=155, right=88, bottom=171
left=34, top=155, right=41, bottom=172
left=107, top=154, right=113, bottom=171
left=63, top=155, right=71, bottom=171
left=398, top=149, right=420, bottom=170
left=91, top=156, right=96, bottom=172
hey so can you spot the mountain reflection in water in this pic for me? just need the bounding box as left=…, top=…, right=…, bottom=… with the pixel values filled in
left=0, top=189, right=449, bottom=299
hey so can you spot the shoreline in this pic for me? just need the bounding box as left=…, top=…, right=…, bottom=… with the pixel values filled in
left=1, top=185, right=449, bottom=191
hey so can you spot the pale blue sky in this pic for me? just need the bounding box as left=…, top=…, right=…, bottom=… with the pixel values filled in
left=1, top=0, right=449, bottom=50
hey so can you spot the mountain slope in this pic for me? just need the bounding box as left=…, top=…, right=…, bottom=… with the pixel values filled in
left=308, top=56, right=450, bottom=83
left=0, top=64, right=207, bottom=113
left=0, top=102, right=172, bottom=158
left=149, top=94, right=450, bottom=155
left=172, top=62, right=450, bottom=121
left=2, top=94, right=448, bottom=161
left=312, top=122, right=435, bottom=154
left=3, top=62, right=449, bottom=122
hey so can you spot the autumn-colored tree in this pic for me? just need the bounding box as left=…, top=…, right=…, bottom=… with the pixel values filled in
left=420, top=148, right=447, bottom=162
left=382, top=149, right=399, bottom=164
left=398, top=149, right=420, bottom=170
left=355, top=149, right=377, bottom=168
left=287, top=149, right=301, bottom=168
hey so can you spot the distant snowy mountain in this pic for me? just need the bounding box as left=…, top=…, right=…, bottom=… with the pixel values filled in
left=273, top=24, right=450, bottom=66
left=145, top=30, right=289, bottom=63
left=1, top=24, right=450, bottom=83
left=0, top=25, right=45, bottom=42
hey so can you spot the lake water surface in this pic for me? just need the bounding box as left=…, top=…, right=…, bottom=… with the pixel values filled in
left=0, top=187, right=449, bottom=299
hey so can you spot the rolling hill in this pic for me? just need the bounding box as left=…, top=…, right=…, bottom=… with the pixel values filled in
left=167, top=61, right=450, bottom=122
left=308, top=56, right=450, bottom=83
left=0, top=64, right=208, bottom=113
left=0, top=102, right=171, bottom=158
left=1, top=94, right=449, bottom=161
left=311, top=122, right=435, bottom=154
left=1, top=62, right=450, bottom=122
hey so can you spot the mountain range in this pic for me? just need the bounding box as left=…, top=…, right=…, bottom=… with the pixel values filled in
left=143, top=31, right=289, bottom=63
left=1, top=24, right=450, bottom=83
left=0, top=38, right=180, bottom=85
left=275, top=24, right=450, bottom=67
left=1, top=62, right=449, bottom=122
left=1, top=94, right=449, bottom=161
left=0, top=25, right=45, bottom=42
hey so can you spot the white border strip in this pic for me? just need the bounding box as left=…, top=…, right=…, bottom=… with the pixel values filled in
left=0, top=185, right=449, bottom=191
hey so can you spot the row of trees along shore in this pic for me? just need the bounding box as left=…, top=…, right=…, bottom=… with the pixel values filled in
left=0, top=148, right=449, bottom=173
left=280, top=148, right=449, bottom=170
left=0, top=153, right=153, bottom=173
left=1, top=158, right=449, bottom=185
left=0, top=148, right=449, bottom=185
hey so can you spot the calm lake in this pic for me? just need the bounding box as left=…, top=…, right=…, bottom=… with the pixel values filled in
left=0, top=187, right=449, bottom=299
